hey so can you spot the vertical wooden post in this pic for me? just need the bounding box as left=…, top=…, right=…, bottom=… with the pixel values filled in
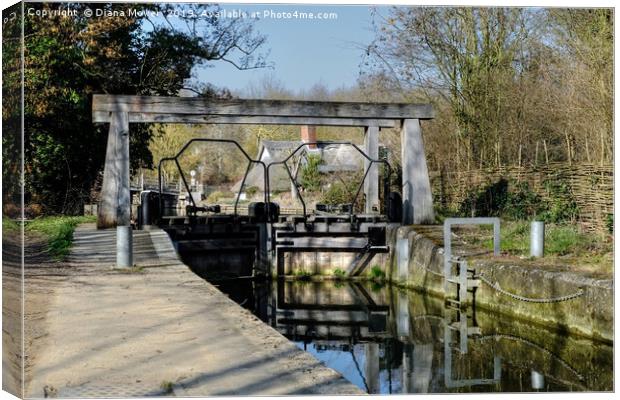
left=96, top=112, right=131, bottom=267
left=400, top=119, right=434, bottom=224
left=364, top=126, right=379, bottom=214
left=97, top=112, right=130, bottom=228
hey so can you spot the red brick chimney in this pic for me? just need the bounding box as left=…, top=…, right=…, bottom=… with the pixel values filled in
left=300, top=126, right=317, bottom=149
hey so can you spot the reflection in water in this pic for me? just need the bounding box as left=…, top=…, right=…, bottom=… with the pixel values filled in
left=214, top=279, right=612, bottom=394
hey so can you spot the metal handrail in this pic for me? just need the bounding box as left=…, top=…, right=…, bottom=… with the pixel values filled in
left=156, top=139, right=392, bottom=223
left=157, top=138, right=269, bottom=220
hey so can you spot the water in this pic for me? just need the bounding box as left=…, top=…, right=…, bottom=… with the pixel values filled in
left=214, top=278, right=613, bottom=394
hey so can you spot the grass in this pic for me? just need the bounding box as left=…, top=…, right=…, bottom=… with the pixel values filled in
left=25, top=215, right=96, bottom=260
left=490, top=221, right=608, bottom=257
left=160, top=380, right=174, bottom=395
left=292, top=269, right=313, bottom=280
left=116, top=265, right=144, bottom=274
left=463, top=220, right=612, bottom=278
left=2, top=217, right=20, bottom=232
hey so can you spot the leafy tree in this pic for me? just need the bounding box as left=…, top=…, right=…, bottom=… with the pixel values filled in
left=3, top=2, right=268, bottom=214
left=2, top=4, right=23, bottom=211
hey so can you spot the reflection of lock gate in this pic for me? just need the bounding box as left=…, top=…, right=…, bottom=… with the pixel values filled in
left=263, top=279, right=590, bottom=393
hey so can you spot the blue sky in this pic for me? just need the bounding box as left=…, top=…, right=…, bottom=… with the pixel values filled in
left=193, top=4, right=384, bottom=94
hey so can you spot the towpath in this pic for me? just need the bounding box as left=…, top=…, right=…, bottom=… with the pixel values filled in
left=25, top=224, right=363, bottom=397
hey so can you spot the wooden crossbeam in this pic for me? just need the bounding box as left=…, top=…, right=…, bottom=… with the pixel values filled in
left=92, top=95, right=435, bottom=124
left=92, top=111, right=398, bottom=127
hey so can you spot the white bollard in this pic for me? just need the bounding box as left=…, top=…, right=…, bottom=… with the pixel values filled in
left=531, top=370, right=545, bottom=390
left=530, top=221, right=545, bottom=258
left=117, top=225, right=133, bottom=268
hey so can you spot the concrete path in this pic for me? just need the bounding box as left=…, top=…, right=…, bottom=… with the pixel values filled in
left=26, top=224, right=363, bottom=397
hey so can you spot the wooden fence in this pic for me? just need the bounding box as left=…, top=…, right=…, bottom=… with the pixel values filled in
left=429, top=163, right=613, bottom=231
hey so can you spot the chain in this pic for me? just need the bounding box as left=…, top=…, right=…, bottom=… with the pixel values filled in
left=412, top=259, right=445, bottom=277
left=477, top=334, right=585, bottom=382
left=478, top=274, right=584, bottom=303
left=415, top=256, right=584, bottom=304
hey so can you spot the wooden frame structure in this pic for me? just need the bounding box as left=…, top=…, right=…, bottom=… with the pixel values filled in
left=92, top=94, right=436, bottom=233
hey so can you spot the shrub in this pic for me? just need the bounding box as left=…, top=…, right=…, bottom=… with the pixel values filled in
left=503, top=181, right=544, bottom=220
left=333, top=268, right=346, bottom=279
left=244, top=186, right=259, bottom=198
left=456, top=177, right=580, bottom=224
left=368, top=265, right=385, bottom=280
left=3, top=203, right=20, bottom=218
left=321, top=174, right=363, bottom=208
left=25, top=203, right=45, bottom=219
left=538, top=179, right=579, bottom=223
left=292, top=269, right=313, bottom=280
left=206, top=190, right=226, bottom=203
left=458, top=178, right=511, bottom=218
left=300, top=154, right=322, bottom=192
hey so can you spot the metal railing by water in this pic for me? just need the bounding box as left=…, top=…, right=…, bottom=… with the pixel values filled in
left=443, top=217, right=500, bottom=304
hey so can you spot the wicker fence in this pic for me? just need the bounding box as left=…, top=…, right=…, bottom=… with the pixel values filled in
left=429, top=163, right=613, bottom=231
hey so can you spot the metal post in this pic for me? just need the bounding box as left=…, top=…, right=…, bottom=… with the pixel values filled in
left=459, top=309, right=468, bottom=354
left=443, top=222, right=452, bottom=293
left=459, top=260, right=468, bottom=303
left=117, top=225, right=133, bottom=267
left=256, top=222, right=269, bottom=276
left=530, top=221, right=544, bottom=257
left=114, top=111, right=132, bottom=268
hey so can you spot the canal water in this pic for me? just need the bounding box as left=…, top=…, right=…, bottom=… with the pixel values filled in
left=213, top=278, right=612, bottom=394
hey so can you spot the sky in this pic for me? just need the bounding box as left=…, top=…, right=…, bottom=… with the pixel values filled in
left=193, top=4, right=385, bottom=95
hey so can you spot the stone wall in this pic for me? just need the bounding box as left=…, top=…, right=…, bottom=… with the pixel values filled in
left=387, top=226, right=613, bottom=343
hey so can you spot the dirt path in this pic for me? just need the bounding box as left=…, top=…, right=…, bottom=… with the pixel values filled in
left=3, top=230, right=77, bottom=397
left=21, top=225, right=363, bottom=397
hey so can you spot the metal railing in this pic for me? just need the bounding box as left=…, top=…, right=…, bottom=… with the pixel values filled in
left=156, top=139, right=393, bottom=223
left=157, top=138, right=268, bottom=219
left=443, top=218, right=500, bottom=302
